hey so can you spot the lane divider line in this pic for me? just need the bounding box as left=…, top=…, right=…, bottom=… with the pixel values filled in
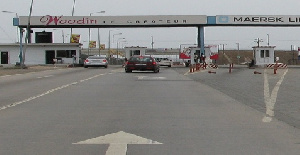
left=0, top=72, right=110, bottom=112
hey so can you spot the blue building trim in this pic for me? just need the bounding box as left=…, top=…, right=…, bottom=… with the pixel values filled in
left=207, top=16, right=216, bottom=25
left=13, top=18, right=19, bottom=26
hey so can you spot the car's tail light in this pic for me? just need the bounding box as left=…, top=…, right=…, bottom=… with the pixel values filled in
left=84, top=59, right=89, bottom=63
left=127, top=61, right=134, bottom=65
left=152, top=62, right=157, bottom=65
left=103, top=59, right=107, bottom=62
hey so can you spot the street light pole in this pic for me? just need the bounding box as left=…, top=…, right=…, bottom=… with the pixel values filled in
left=113, top=33, right=122, bottom=44
left=70, top=0, right=76, bottom=42
left=88, top=13, right=92, bottom=56
left=108, top=30, right=112, bottom=57
left=2, top=11, right=19, bottom=43
left=112, top=32, right=122, bottom=56
left=88, top=11, right=105, bottom=56
left=117, top=38, right=125, bottom=59
left=22, top=0, right=34, bottom=68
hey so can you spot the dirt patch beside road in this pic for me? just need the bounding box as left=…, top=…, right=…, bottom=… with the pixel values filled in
left=0, top=65, right=68, bottom=76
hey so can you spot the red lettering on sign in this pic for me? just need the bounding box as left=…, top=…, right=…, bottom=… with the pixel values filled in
left=39, top=15, right=98, bottom=25
left=40, top=15, right=62, bottom=25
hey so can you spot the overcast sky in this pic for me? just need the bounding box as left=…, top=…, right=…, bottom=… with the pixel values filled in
left=1, top=0, right=300, bottom=50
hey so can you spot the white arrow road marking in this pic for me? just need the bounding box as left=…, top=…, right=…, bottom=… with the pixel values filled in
left=262, top=69, right=288, bottom=122
left=73, top=131, right=163, bottom=155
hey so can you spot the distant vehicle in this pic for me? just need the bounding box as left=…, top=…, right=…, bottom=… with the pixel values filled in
left=125, top=55, right=160, bottom=73
left=155, top=57, right=172, bottom=67
left=84, top=56, right=108, bottom=68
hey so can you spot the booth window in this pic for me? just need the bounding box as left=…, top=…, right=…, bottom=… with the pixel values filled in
left=260, top=50, right=270, bottom=58
left=260, top=50, right=265, bottom=58
left=265, top=50, right=270, bottom=57
left=56, top=50, right=76, bottom=58
left=130, top=50, right=140, bottom=56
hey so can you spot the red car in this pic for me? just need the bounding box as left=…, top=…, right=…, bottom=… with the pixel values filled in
left=125, top=55, right=160, bottom=73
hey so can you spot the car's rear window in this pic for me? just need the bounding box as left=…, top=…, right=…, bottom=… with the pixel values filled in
left=88, top=56, right=105, bottom=59
left=129, top=57, right=153, bottom=62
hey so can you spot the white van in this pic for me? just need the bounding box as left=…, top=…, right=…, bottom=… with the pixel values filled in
left=155, top=57, right=172, bottom=67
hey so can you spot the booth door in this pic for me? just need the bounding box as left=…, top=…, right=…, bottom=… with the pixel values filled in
left=258, top=50, right=271, bottom=64
left=45, top=50, right=55, bottom=64
left=1, top=52, right=8, bottom=64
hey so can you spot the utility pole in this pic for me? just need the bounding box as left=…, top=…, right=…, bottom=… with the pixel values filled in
left=267, top=34, right=270, bottom=46
left=151, top=36, right=154, bottom=49
left=254, top=38, right=263, bottom=47
left=236, top=43, right=240, bottom=64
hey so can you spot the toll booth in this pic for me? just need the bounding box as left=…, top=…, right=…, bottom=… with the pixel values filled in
left=189, top=47, right=201, bottom=64
left=124, top=46, right=146, bottom=59
left=253, top=46, right=276, bottom=65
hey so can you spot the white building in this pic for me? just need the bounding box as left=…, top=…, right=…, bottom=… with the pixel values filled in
left=253, top=46, right=276, bottom=65
left=124, top=47, right=147, bottom=59
left=0, top=43, right=82, bottom=65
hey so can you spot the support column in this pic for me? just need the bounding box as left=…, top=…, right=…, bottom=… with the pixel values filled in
left=197, top=26, right=205, bottom=55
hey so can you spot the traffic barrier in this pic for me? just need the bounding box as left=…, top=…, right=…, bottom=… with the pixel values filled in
left=209, top=64, right=218, bottom=69
left=266, top=63, right=287, bottom=69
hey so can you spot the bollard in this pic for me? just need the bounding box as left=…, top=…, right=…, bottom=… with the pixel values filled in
left=199, top=64, right=202, bottom=71
left=229, top=63, right=233, bottom=73
left=190, top=64, right=193, bottom=73
left=274, top=63, right=278, bottom=74
left=203, top=62, right=207, bottom=69
left=196, top=63, right=199, bottom=71
left=193, top=64, right=196, bottom=72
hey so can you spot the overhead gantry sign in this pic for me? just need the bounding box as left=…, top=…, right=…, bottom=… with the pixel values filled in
left=16, top=15, right=207, bottom=28
left=12, top=14, right=300, bottom=58
left=215, top=15, right=300, bottom=26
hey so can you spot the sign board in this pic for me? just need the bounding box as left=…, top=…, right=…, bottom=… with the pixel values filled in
left=18, top=15, right=207, bottom=27
left=216, top=15, right=300, bottom=25
left=89, top=41, right=96, bottom=48
left=70, top=34, right=80, bottom=43
left=179, top=45, right=218, bottom=59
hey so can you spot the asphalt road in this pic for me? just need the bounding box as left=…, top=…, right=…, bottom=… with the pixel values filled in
left=0, top=66, right=300, bottom=155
